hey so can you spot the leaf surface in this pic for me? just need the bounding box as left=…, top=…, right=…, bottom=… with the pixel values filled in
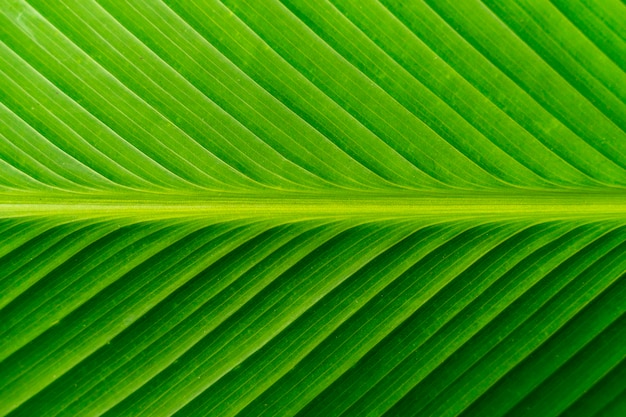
left=0, top=0, right=625, bottom=416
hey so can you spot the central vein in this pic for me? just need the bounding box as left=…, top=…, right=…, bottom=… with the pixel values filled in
left=1, top=191, right=626, bottom=220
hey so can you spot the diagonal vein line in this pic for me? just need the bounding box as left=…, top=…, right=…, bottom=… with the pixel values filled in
left=422, top=0, right=626, bottom=167
left=350, top=0, right=611, bottom=186
left=578, top=0, right=626, bottom=43
left=0, top=132, right=96, bottom=192
left=219, top=0, right=495, bottom=189
left=538, top=1, right=626, bottom=103
left=378, top=0, right=626, bottom=181
left=480, top=0, right=626, bottom=126
left=301, top=221, right=562, bottom=416
left=334, top=221, right=610, bottom=416
left=45, top=220, right=345, bottom=417
left=0, top=62, right=145, bottom=190
left=94, top=0, right=348, bottom=192
left=278, top=0, right=536, bottom=189
left=0, top=221, right=271, bottom=413
left=205, top=0, right=455, bottom=189
left=186, top=222, right=465, bottom=416
left=0, top=41, right=191, bottom=192
left=381, top=223, right=623, bottom=416
left=451, top=272, right=626, bottom=417
left=288, top=0, right=576, bottom=189
left=11, top=0, right=254, bottom=191
left=122, top=222, right=413, bottom=417
left=239, top=221, right=515, bottom=417
left=64, top=0, right=317, bottom=192
left=550, top=0, right=626, bottom=72
left=164, top=0, right=440, bottom=191
left=466, top=305, right=626, bottom=416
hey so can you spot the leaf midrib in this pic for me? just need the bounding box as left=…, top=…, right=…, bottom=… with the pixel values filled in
left=1, top=191, right=625, bottom=219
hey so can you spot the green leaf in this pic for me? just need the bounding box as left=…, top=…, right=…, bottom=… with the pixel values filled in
left=0, top=0, right=625, bottom=416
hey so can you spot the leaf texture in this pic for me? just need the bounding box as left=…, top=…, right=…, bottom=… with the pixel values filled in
left=0, top=0, right=625, bottom=416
